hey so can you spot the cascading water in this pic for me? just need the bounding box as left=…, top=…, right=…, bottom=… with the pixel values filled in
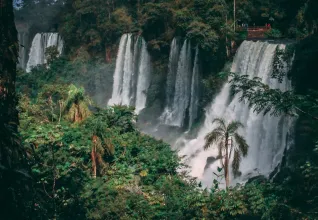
left=108, top=34, right=128, bottom=105
left=189, top=46, right=200, bottom=129
left=131, top=36, right=142, bottom=106
left=135, top=38, right=152, bottom=114
left=122, top=34, right=134, bottom=106
left=161, top=40, right=193, bottom=127
left=26, top=33, right=64, bottom=72
left=163, top=38, right=180, bottom=112
left=177, top=40, right=293, bottom=188
left=108, top=34, right=152, bottom=114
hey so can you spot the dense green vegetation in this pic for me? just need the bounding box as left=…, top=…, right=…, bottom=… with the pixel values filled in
left=16, top=0, right=318, bottom=55
left=1, top=0, right=316, bottom=219
left=13, top=46, right=318, bottom=220
left=16, top=65, right=317, bottom=219
left=15, top=0, right=318, bottom=114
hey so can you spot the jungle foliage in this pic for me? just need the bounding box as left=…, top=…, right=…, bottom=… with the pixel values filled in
left=16, top=64, right=312, bottom=219
left=15, top=0, right=318, bottom=58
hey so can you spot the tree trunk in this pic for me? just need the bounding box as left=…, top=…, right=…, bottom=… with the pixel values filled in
left=233, top=0, right=236, bottom=32
left=107, top=0, right=111, bottom=20
left=0, top=0, right=30, bottom=218
left=137, top=0, right=140, bottom=13
left=225, top=14, right=230, bottom=57
left=225, top=157, right=230, bottom=189
left=74, top=103, right=82, bottom=122
left=225, top=135, right=230, bottom=189
left=91, top=136, right=97, bottom=178
left=58, top=100, right=63, bottom=123
left=105, top=46, right=112, bottom=63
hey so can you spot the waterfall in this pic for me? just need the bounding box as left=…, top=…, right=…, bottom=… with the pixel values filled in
left=26, top=34, right=43, bottom=72
left=177, top=41, right=293, bottom=187
left=108, top=34, right=152, bottom=114
left=18, top=32, right=29, bottom=70
left=189, top=46, right=200, bottom=129
left=161, top=39, right=193, bottom=127
left=108, top=34, right=128, bottom=105
left=135, top=38, right=152, bottom=114
left=131, top=36, right=142, bottom=106
left=164, top=38, right=180, bottom=111
left=26, top=33, right=64, bottom=72
left=122, top=34, right=134, bottom=106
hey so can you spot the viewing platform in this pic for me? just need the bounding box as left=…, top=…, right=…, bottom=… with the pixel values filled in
left=237, top=26, right=271, bottom=39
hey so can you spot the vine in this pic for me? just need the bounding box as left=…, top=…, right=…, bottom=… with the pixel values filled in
left=272, top=44, right=295, bottom=82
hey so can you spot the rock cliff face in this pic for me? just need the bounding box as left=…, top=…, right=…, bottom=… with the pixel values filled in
left=17, top=31, right=30, bottom=69
left=16, top=22, right=31, bottom=70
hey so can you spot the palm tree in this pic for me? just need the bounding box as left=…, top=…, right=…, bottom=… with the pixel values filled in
left=63, top=84, right=91, bottom=122
left=204, top=118, right=249, bottom=189
left=86, top=110, right=116, bottom=178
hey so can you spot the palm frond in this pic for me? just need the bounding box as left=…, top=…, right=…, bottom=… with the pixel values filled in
left=212, top=118, right=226, bottom=131
left=234, top=133, right=249, bottom=156
left=232, top=149, right=241, bottom=177
left=64, top=84, right=85, bottom=112
left=227, top=121, right=244, bottom=134
left=203, top=130, right=223, bottom=150
left=213, top=127, right=226, bottom=135
left=66, top=103, right=77, bottom=122
left=79, top=101, right=92, bottom=120
left=102, top=138, right=115, bottom=156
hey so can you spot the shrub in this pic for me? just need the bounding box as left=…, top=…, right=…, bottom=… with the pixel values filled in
left=264, top=28, right=282, bottom=39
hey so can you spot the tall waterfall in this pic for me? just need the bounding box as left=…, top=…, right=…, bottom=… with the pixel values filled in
left=18, top=32, right=30, bottom=70
left=108, top=34, right=152, bottom=114
left=135, top=39, right=152, bottom=114
left=164, top=38, right=180, bottom=112
left=122, top=34, right=134, bottom=106
left=26, top=33, right=64, bottom=72
left=189, top=46, right=200, bottom=129
left=108, top=34, right=128, bottom=105
left=161, top=39, right=195, bottom=127
left=177, top=41, right=293, bottom=187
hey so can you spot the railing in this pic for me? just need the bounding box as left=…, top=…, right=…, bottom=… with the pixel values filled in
left=248, top=27, right=271, bottom=31
left=237, top=26, right=271, bottom=31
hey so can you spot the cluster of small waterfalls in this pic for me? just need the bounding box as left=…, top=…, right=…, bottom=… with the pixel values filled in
left=22, top=31, right=294, bottom=187
left=18, top=32, right=64, bottom=72
left=109, top=37, right=293, bottom=187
